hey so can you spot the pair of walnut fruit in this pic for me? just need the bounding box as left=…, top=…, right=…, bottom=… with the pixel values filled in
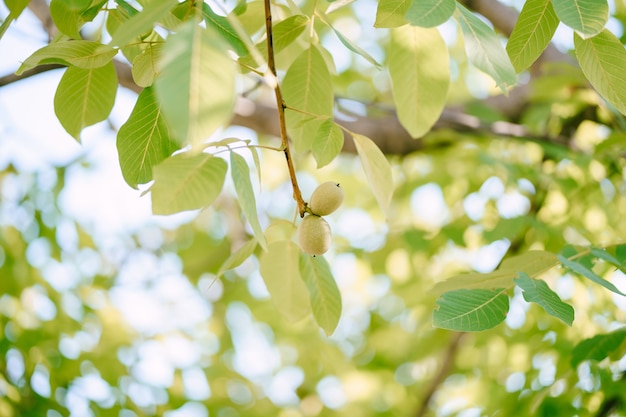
left=297, top=181, right=344, bottom=256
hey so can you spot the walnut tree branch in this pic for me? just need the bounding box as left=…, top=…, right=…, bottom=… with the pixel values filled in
left=415, top=332, right=466, bottom=417
left=263, top=0, right=306, bottom=216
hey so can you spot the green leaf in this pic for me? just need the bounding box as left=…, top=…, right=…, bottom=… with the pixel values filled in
left=50, top=0, right=106, bottom=39
left=318, top=14, right=382, bottom=69
left=433, top=288, right=509, bottom=331
left=616, top=244, right=626, bottom=264
left=388, top=25, right=450, bottom=138
left=53, top=62, right=117, bottom=140
left=552, top=0, right=608, bottom=38
left=500, top=250, right=559, bottom=272
left=352, top=133, right=394, bottom=217
left=405, top=0, right=455, bottom=28
left=260, top=240, right=311, bottom=322
left=270, top=15, right=309, bottom=52
left=155, top=22, right=236, bottom=149
left=114, top=0, right=139, bottom=17
left=217, top=239, right=258, bottom=277
left=117, top=87, right=180, bottom=189
left=5, top=0, right=30, bottom=15
left=514, top=273, right=574, bottom=326
left=249, top=146, right=262, bottom=188
left=264, top=221, right=298, bottom=244
left=131, top=43, right=163, bottom=87
left=151, top=153, right=227, bottom=215
left=455, top=3, right=517, bottom=93
left=571, top=328, right=626, bottom=368
left=16, top=41, right=117, bottom=74
left=242, top=15, right=308, bottom=68
left=431, top=251, right=559, bottom=295
left=506, top=0, right=559, bottom=72
left=374, top=0, right=411, bottom=28
left=230, top=152, right=268, bottom=251
left=574, top=30, right=626, bottom=115
left=106, top=7, right=143, bottom=62
left=50, top=0, right=91, bottom=39
left=282, top=46, right=334, bottom=153
left=591, top=247, right=626, bottom=272
left=202, top=3, right=249, bottom=56
left=558, top=254, right=626, bottom=296
left=326, top=0, right=356, bottom=14
left=299, top=255, right=342, bottom=336
left=0, top=0, right=29, bottom=39
left=109, top=0, right=178, bottom=47
left=312, top=119, right=344, bottom=168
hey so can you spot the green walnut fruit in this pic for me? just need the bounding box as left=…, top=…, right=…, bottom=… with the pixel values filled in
left=297, top=214, right=332, bottom=256
left=309, top=181, right=344, bottom=216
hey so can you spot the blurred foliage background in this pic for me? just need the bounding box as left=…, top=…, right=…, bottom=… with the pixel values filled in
left=2, top=0, right=626, bottom=416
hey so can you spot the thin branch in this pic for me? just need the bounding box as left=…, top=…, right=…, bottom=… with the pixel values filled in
left=415, top=332, right=466, bottom=417
left=0, top=63, right=64, bottom=86
left=0, top=60, right=572, bottom=155
left=28, top=0, right=57, bottom=40
left=263, top=0, right=306, bottom=216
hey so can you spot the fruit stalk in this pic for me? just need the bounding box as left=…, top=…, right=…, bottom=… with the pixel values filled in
left=263, top=0, right=306, bottom=217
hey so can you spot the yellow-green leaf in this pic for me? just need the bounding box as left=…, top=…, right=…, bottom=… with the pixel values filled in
left=217, top=239, right=258, bottom=277
left=151, top=153, right=227, bottom=215
left=49, top=0, right=90, bottom=39
left=202, top=3, right=249, bottom=56
left=155, top=22, right=236, bottom=150
left=299, top=255, right=342, bottom=336
left=506, top=0, right=559, bottom=72
left=318, top=13, right=382, bottom=68
left=0, top=0, right=29, bottom=39
left=109, top=0, right=178, bottom=47
left=117, top=87, right=180, bottom=188
left=405, top=0, right=454, bottom=28
left=455, top=4, right=517, bottom=93
left=374, top=0, right=410, bottom=28
left=17, top=41, right=117, bottom=74
left=282, top=46, right=334, bottom=153
left=352, top=133, right=394, bottom=217
left=53, top=61, right=117, bottom=140
left=388, top=25, right=449, bottom=139
left=131, top=43, right=163, bottom=88
left=263, top=15, right=309, bottom=53
left=230, top=152, right=268, bottom=251
left=260, top=241, right=311, bottom=322
left=552, top=0, right=608, bottom=39
left=312, top=119, right=344, bottom=168
left=431, top=251, right=559, bottom=295
left=574, top=30, right=626, bottom=115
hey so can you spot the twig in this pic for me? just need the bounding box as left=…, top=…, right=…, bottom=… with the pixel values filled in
left=0, top=63, right=64, bottom=87
left=263, top=0, right=305, bottom=216
left=415, top=332, right=466, bottom=417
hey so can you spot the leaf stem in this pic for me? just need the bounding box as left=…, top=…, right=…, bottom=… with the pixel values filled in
left=212, top=143, right=284, bottom=155
left=264, top=0, right=306, bottom=216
